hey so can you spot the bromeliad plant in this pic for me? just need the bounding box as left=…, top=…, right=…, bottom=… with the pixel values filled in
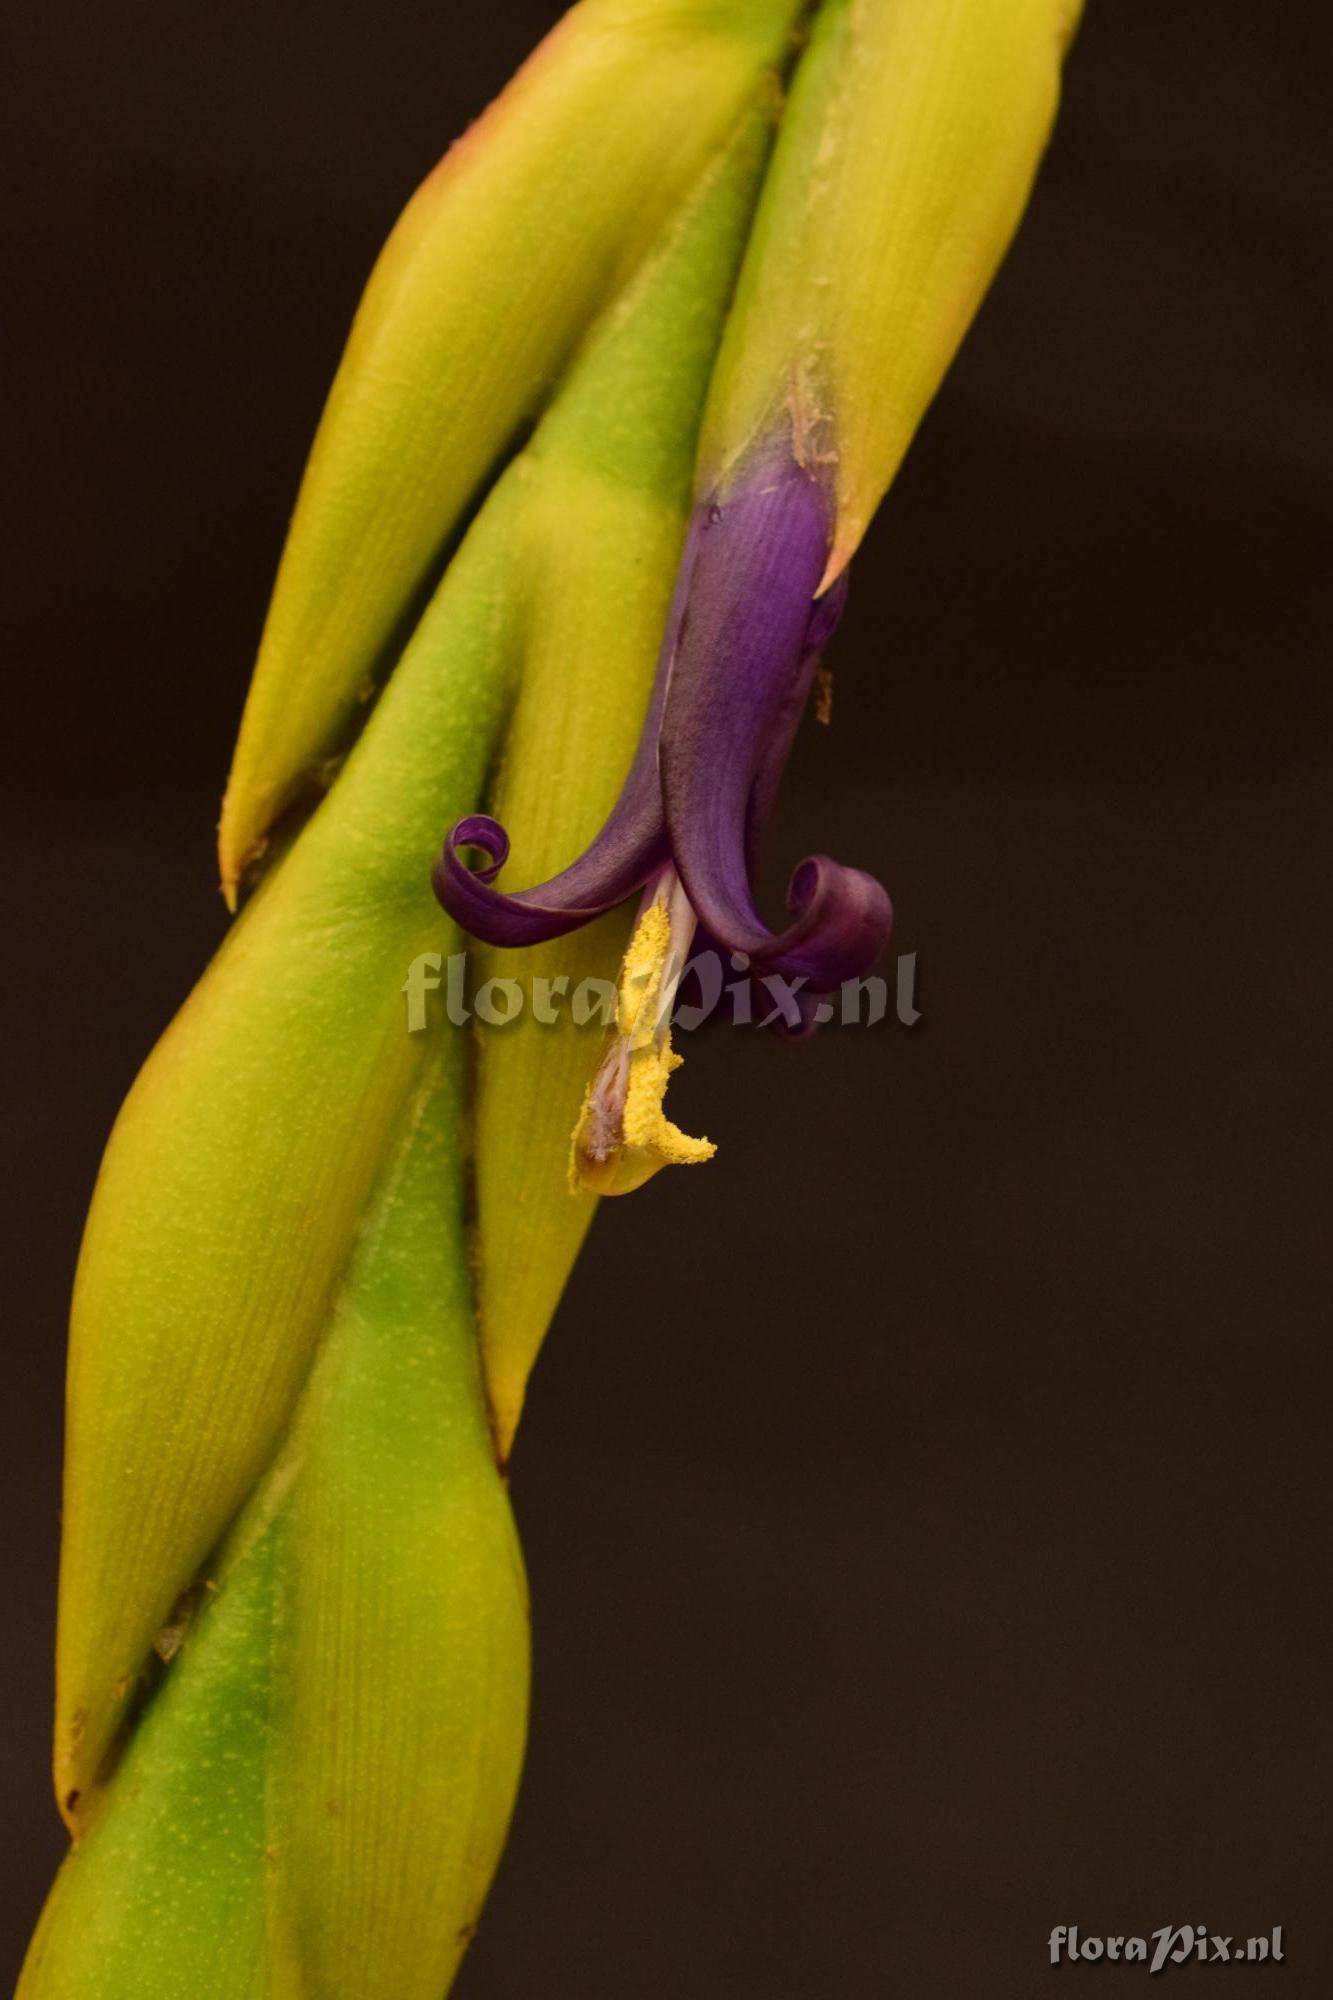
left=21, top=2, right=1081, bottom=1994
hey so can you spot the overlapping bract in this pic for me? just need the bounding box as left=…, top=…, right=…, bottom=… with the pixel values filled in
left=25, top=1056, right=528, bottom=2000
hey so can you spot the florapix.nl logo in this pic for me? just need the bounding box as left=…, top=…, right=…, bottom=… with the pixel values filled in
left=402, top=946, right=923, bottom=1033
left=1049, top=1926, right=1285, bottom=1974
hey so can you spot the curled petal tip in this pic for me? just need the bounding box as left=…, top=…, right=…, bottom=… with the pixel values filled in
left=774, top=853, right=894, bottom=986
left=446, top=814, right=510, bottom=881
left=434, top=752, right=668, bottom=948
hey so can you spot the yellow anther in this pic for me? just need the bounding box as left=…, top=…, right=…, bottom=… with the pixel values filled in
left=570, top=895, right=714, bottom=1196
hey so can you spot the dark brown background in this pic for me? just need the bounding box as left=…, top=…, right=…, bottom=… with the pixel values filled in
left=3, top=2, right=1328, bottom=1993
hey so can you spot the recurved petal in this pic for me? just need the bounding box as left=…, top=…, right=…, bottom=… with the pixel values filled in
left=660, top=445, right=892, bottom=985
left=433, top=784, right=667, bottom=949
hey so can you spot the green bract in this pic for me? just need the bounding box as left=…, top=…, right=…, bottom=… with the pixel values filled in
left=701, top=0, right=1082, bottom=580
left=26, top=1053, right=527, bottom=2000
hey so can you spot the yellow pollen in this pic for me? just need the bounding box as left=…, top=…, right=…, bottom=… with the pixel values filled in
left=570, top=898, right=715, bottom=1196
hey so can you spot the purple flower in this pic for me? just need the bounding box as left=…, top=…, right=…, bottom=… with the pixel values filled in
left=433, top=441, right=892, bottom=997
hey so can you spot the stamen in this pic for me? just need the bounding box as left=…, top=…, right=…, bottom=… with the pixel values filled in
left=570, top=870, right=714, bottom=1196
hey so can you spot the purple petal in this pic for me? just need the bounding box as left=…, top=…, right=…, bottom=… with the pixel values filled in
left=659, top=447, right=892, bottom=986
left=744, top=566, right=849, bottom=873
left=433, top=788, right=668, bottom=947
left=430, top=519, right=706, bottom=947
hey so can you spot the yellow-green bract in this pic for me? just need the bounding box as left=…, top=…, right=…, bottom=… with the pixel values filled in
left=700, top=0, right=1083, bottom=582
left=50, top=101, right=773, bottom=1877
left=24, top=1052, right=528, bottom=2000
left=218, top=0, right=804, bottom=901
